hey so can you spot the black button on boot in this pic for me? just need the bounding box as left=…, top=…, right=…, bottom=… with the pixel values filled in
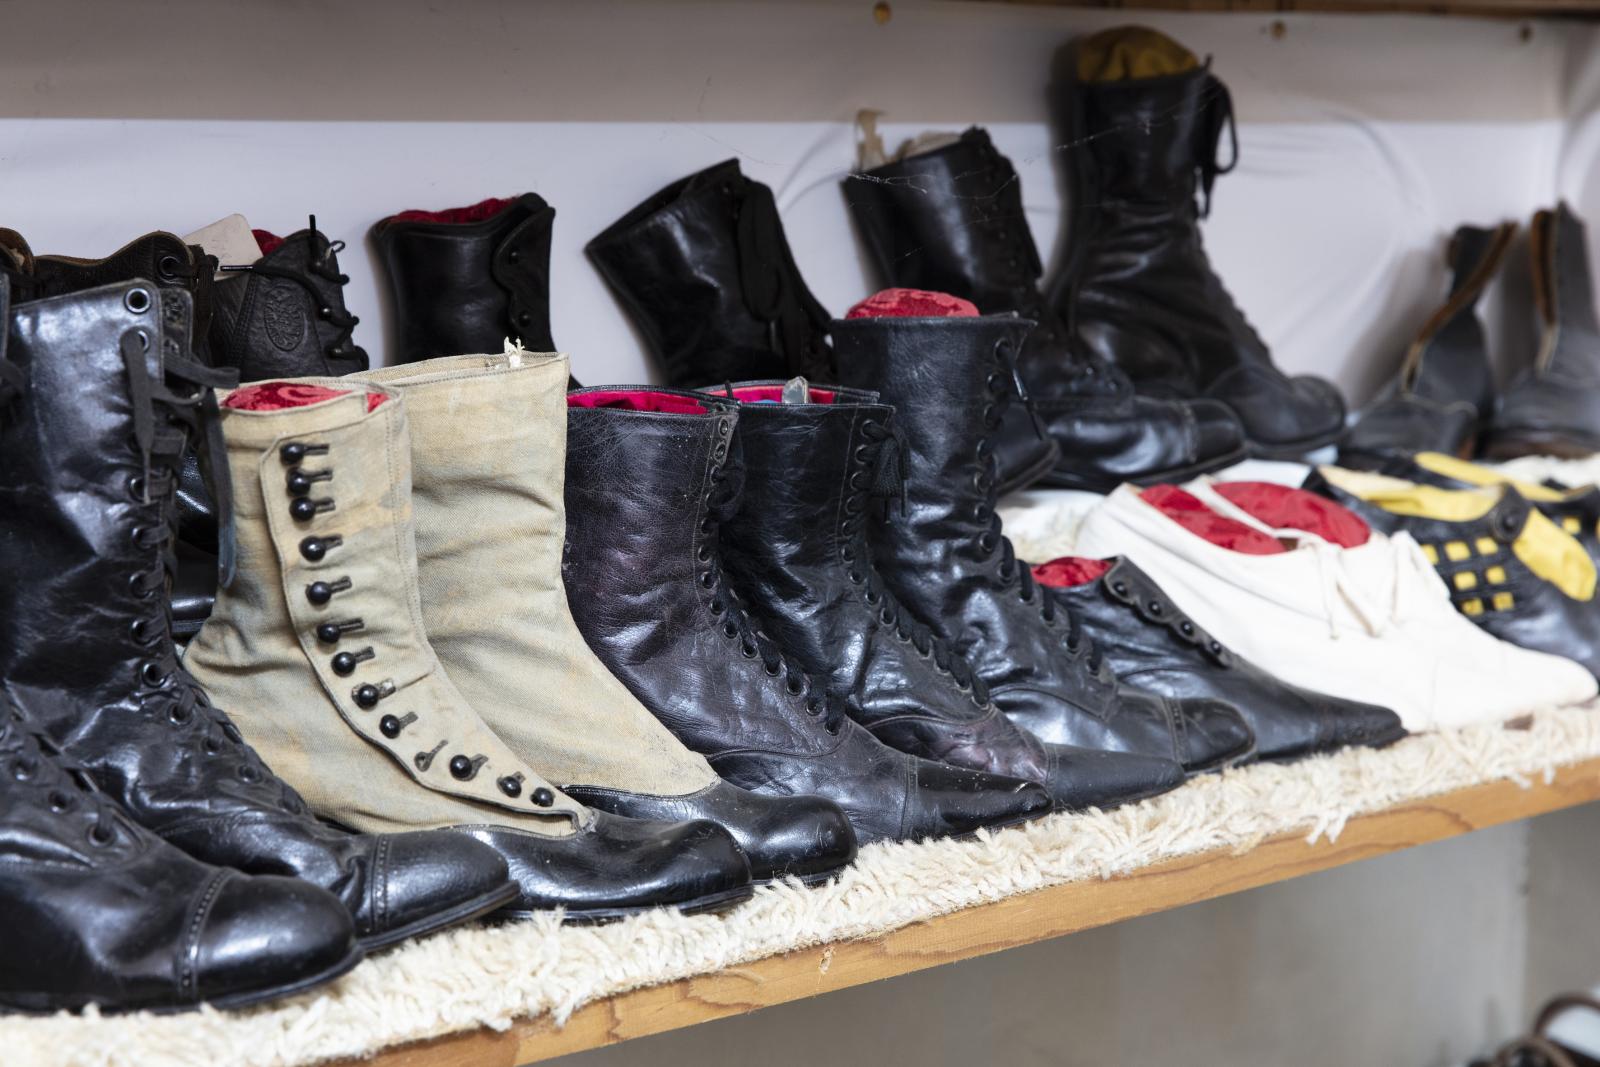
left=587, top=160, right=835, bottom=387
left=0, top=696, right=361, bottom=1014
left=1047, top=27, right=1345, bottom=458
left=371, top=195, right=565, bottom=370
left=562, top=387, right=1052, bottom=845
left=833, top=312, right=1256, bottom=775
left=1344, top=223, right=1515, bottom=463
left=0, top=281, right=516, bottom=952
left=845, top=127, right=1246, bottom=493
left=711, top=380, right=1186, bottom=811
left=1039, top=556, right=1406, bottom=761
left=1485, top=204, right=1600, bottom=459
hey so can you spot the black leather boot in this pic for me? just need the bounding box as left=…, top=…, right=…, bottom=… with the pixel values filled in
left=0, top=701, right=362, bottom=1014
left=1047, top=27, right=1345, bottom=457
left=832, top=312, right=1256, bottom=773
left=0, top=280, right=518, bottom=950
left=713, top=380, right=1185, bottom=810
left=562, top=387, right=1053, bottom=845
left=1344, top=223, right=1515, bottom=463
left=371, top=195, right=560, bottom=364
left=587, top=160, right=834, bottom=387
left=844, top=127, right=1244, bottom=493
left=1485, top=203, right=1600, bottom=459
left=1035, top=556, right=1406, bottom=762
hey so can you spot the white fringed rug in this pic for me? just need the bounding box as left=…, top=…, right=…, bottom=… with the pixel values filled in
left=9, top=699, right=1600, bottom=1067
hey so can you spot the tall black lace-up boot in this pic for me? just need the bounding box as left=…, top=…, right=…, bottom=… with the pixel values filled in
left=1485, top=203, right=1600, bottom=459
left=371, top=195, right=562, bottom=366
left=714, top=381, right=1186, bottom=809
left=845, top=129, right=1244, bottom=494
left=562, top=387, right=1052, bottom=845
left=833, top=309, right=1256, bottom=774
left=587, top=160, right=834, bottom=387
left=1047, top=27, right=1345, bottom=457
left=0, top=280, right=518, bottom=950
left=0, top=694, right=362, bottom=1014
left=1344, top=222, right=1515, bottom=463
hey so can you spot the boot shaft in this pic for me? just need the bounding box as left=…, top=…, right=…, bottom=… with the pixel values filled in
left=20, top=231, right=216, bottom=339
left=586, top=159, right=833, bottom=386
left=208, top=222, right=368, bottom=382
left=1534, top=202, right=1600, bottom=373
left=371, top=195, right=555, bottom=364
left=1406, top=222, right=1512, bottom=407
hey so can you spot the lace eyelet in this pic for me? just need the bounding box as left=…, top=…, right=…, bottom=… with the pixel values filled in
left=169, top=705, right=192, bottom=726
left=203, top=735, right=223, bottom=754
left=879, top=607, right=894, bottom=625
left=700, top=572, right=715, bottom=588
left=1179, top=621, right=1195, bottom=636
left=764, top=661, right=781, bottom=677
left=87, top=823, right=116, bottom=847
left=978, top=533, right=998, bottom=554
left=864, top=589, right=880, bottom=604
left=785, top=676, right=804, bottom=695
left=709, top=600, right=725, bottom=616
left=238, top=764, right=260, bottom=783
left=740, top=642, right=758, bottom=659
left=140, top=661, right=168, bottom=687
left=127, top=475, right=146, bottom=499
left=848, top=570, right=864, bottom=585
left=696, top=545, right=712, bottom=562
left=48, top=791, right=72, bottom=812
left=13, top=759, right=37, bottom=782
left=723, top=622, right=739, bottom=639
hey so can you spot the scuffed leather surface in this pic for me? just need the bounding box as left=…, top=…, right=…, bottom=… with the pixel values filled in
left=844, top=126, right=1245, bottom=493
left=1059, top=557, right=1406, bottom=761
left=1051, top=66, right=1345, bottom=453
left=561, top=390, right=1050, bottom=845
left=832, top=315, right=1253, bottom=772
left=0, top=284, right=508, bottom=946
left=372, top=194, right=556, bottom=364
left=720, top=386, right=1186, bottom=809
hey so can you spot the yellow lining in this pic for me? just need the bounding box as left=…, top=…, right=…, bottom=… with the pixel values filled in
left=1412, top=452, right=1569, bottom=503
left=1076, top=27, right=1199, bottom=82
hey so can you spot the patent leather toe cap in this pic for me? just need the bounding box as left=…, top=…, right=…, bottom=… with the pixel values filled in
left=1317, top=696, right=1408, bottom=756
left=194, top=873, right=360, bottom=1008
left=463, top=812, right=753, bottom=920
left=1174, top=696, right=1256, bottom=773
left=1039, top=743, right=1186, bottom=811
left=561, top=781, right=857, bottom=884
left=359, top=830, right=513, bottom=949
left=904, top=759, right=1052, bottom=841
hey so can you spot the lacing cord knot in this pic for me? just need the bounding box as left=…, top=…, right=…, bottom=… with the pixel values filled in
left=219, top=216, right=370, bottom=371
left=1196, top=70, right=1238, bottom=219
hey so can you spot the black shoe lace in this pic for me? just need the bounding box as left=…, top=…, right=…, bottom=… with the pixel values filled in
left=3, top=709, right=124, bottom=848
left=847, top=418, right=990, bottom=707
left=220, top=215, right=370, bottom=371
left=1195, top=71, right=1239, bottom=220
left=974, top=337, right=1105, bottom=675
left=699, top=430, right=846, bottom=734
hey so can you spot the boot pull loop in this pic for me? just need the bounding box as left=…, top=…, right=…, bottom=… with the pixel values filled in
left=855, top=108, right=889, bottom=170
left=1196, top=69, right=1238, bottom=218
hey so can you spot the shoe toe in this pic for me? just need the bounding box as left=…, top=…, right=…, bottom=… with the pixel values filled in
left=362, top=830, right=512, bottom=948
left=905, top=758, right=1053, bottom=840
left=1041, top=744, right=1186, bottom=811
left=194, top=873, right=358, bottom=1007
left=1175, top=697, right=1255, bottom=772
left=1319, top=696, right=1407, bottom=752
left=1188, top=398, right=1246, bottom=461
left=1289, top=375, right=1347, bottom=436
left=737, top=790, right=858, bottom=883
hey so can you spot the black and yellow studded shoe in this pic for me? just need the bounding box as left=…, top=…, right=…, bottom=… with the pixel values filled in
left=1310, top=466, right=1600, bottom=680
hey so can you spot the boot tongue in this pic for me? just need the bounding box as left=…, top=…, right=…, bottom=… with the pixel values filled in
left=182, top=214, right=264, bottom=274
left=845, top=288, right=979, bottom=319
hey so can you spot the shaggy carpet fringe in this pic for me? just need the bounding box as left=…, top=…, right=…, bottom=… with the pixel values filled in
left=9, top=700, right=1600, bottom=1067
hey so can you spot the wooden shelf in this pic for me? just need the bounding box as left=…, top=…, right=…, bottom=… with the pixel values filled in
left=351, top=755, right=1600, bottom=1067
left=987, top=0, right=1600, bottom=17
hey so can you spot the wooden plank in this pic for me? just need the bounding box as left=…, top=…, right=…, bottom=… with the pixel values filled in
left=985, top=0, right=1600, bottom=16
left=356, top=757, right=1600, bottom=1067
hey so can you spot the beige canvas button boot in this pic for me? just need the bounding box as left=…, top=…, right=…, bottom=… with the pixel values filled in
left=184, top=379, right=754, bottom=918
left=355, top=351, right=857, bottom=885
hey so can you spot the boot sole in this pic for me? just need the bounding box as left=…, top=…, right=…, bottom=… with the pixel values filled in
left=1246, top=425, right=1347, bottom=462
left=752, top=858, right=858, bottom=889
left=356, top=881, right=523, bottom=953
left=1183, top=734, right=1259, bottom=778
left=1034, top=442, right=1251, bottom=494
left=495, top=882, right=757, bottom=925
left=1256, top=719, right=1410, bottom=765
left=1480, top=430, right=1600, bottom=461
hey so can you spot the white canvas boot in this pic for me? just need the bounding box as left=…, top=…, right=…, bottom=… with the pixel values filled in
left=355, top=350, right=856, bottom=884
left=184, top=379, right=753, bottom=918
left=1074, top=484, right=1597, bottom=731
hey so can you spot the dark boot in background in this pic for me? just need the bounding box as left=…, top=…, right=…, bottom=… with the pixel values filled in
left=845, top=123, right=1243, bottom=494
left=371, top=194, right=565, bottom=372
left=1344, top=222, right=1515, bottom=463
left=1485, top=203, right=1600, bottom=459
left=1049, top=26, right=1346, bottom=458
left=587, top=159, right=834, bottom=387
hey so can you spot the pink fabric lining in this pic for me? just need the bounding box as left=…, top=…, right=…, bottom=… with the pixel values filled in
left=567, top=390, right=708, bottom=415
left=1212, top=481, right=1370, bottom=548
left=252, top=230, right=284, bottom=256
left=726, top=385, right=837, bottom=405
left=389, top=197, right=516, bottom=225
left=1141, top=485, right=1286, bottom=556
left=1032, top=557, right=1112, bottom=589
left=845, top=288, right=980, bottom=320
left=224, top=382, right=386, bottom=413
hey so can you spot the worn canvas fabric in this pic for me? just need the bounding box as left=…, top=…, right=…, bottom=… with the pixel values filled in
left=183, top=383, right=585, bottom=836
left=356, top=350, right=717, bottom=795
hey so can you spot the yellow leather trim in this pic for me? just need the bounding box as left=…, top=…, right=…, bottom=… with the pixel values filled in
left=1421, top=543, right=1439, bottom=564
left=1487, top=565, right=1508, bottom=584
left=1445, top=541, right=1471, bottom=562
left=1412, top=452, right=1568, bottom=503
left=1475, top=537, right=1498, bottom=556
left=1077, top=27, right=1200, bottom=82
left=1492, top=592, right=1516, bottom=611
left=1564, top=515, right=1583, bottom=534
left=1462, top=598, right=1485, bottom=616
left=1453, top=572, right=1478, bottom=590
left=1515, top=509, right=1597, bottom=601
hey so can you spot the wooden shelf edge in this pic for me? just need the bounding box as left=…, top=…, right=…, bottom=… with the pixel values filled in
left=356, top=756, right=1600, bottom=1067
left=981, top=0, right=1600, bottom=17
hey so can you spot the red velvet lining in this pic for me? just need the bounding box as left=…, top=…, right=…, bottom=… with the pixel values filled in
left=1032, top=557, right=1112, bottom=589
left=567, top=390, right=708, bottom=415
left=389, top=197, right=517, bottom=225
left=1212, top=482, right=1370, bottom=548
left=224, top=382, right=386, bottom=413
left=1141, top=485, right=1286, bottom=556
left=845, top=288, right=980, bottom=320
left=252, top=229, right=284, bottom=256
left=726, top=385, right=837, bottom=405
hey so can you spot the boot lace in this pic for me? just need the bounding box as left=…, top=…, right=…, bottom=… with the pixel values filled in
left=1195, top=72, right=1239, bottom=220
left=221, top=215, right=370, bottom=371
left=3, top=708, right=125, bottom=849
left=699, top=428, right=846, bottom=734
left=847, top=418, right=990, bottom=706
